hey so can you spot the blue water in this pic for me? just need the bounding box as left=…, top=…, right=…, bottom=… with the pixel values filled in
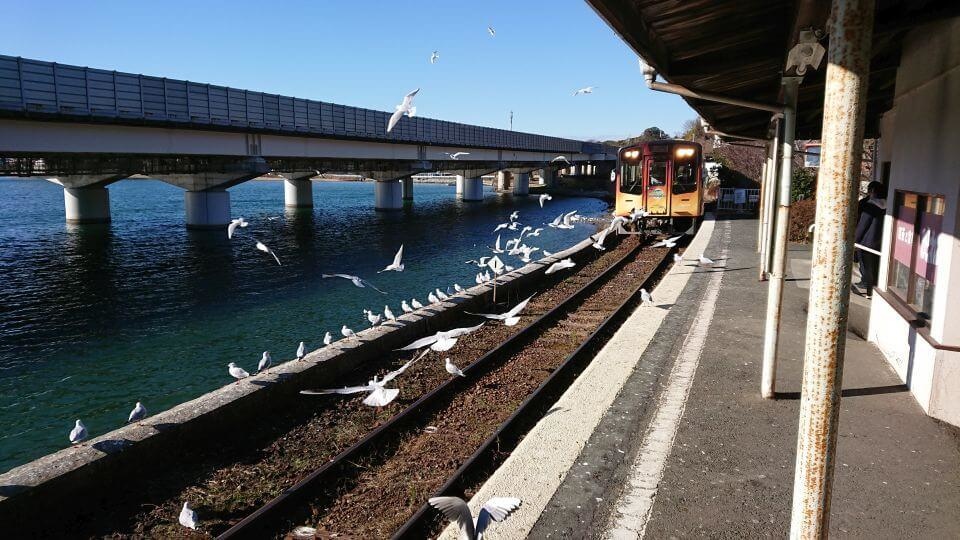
left=0, top=178, right=607, bottom=473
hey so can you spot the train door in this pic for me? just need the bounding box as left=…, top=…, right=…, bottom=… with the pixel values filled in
left=644, top=155, right=671, bottom=216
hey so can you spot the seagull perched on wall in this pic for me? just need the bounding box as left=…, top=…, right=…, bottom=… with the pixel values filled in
left=430, top=50, right=440, bottom=64
left=546, top=258, right=576, bottom=275
left=428, top=291, right=440, bottom=304
left=384, top=305, right=396, bottom=322
left=398, top=323, right=485, bottom=352
left=454, top=283, right=464, bottom=293
left=428, top=496, right=522, bottom=540
left=300, top=350, right=427, bottom=407
left=467, top=294, right=534, bottom=326
left=363, top=309, right=383, bottom=327
left=539, top=193, right=552, bottom=208
left=379, top=245, right=405, bottom=273
left=573, top=86, right=596, bottom=96
left=322, top=273, right=387, bottom=294
left=323, top=331, right=333, bottom=346
left=436, top=288, right=450, bottom=301
left=227, top=217, right=248, bottom=239
left=411, top=298, right=424, bottom=309
left=179, top=502, right=198, bottom=530
left=296, top=341, right=306, bottom=361
left=341, top=325, right=356, bottom=340
left=228, top=362, right=249, bottom=383
left=255, top=240, right=281, bottom=265
left=401, top=300, right=413, bottom=314
left=445, top=358, right=466, bottom=377
left=258, top=351, right=272, bottom=372
left=127, top=402, right=147, bottom=424
left=68, top=419, right=87, bottom=445
left=387, top=88, right=419, bottom=133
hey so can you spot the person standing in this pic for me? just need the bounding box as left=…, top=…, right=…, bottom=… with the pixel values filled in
left=853, top=181, right=886, bottom=296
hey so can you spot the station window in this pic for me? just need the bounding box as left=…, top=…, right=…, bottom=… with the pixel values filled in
left=888, top=190, right=944, bottom=318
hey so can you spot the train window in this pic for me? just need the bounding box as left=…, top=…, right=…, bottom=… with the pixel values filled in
left=649, top=160, right=667, bottom=186
left=673, top=162, right=698, bottom=194
left=621, top=164, right=643, bottom=194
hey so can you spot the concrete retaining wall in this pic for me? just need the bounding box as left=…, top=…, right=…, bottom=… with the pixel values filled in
left=0, top=231, right=608, bottom=536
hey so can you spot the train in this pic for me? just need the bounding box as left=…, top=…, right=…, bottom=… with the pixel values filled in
left=613, top=139, right=717, bottom=232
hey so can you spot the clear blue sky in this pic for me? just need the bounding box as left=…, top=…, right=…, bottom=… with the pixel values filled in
left=2, top=0, right=695, bottom=141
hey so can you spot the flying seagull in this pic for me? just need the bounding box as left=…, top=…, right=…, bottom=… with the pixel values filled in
left=539, top=193, right=552, bottom=208
left=258, top=351, right=272, bottom=372
left=379, top=245, right=405, bottom=273
left=127, top=402, right=147, bottom=424
left=445, top=151, right=470, bottom=159
left=428, top=496, right=522, bottom=540
left=445, top=358, right=466, bottom=377
left=467, top=294, right=534, bottom=326
left=492, top=234, right=505, bottom=254
left=652, top=235, right=683, bottom=248
left=397, top=323, right=485, bottom=352
left=227, top=217, right=248, bottom=239
left=592, top=228, right=612, bottom=251
left=179, top=502, right=198, bottom=530
left=573, top=86, right=596, bottom=96
left=255, top=240, right=281, bottom=265
left=297, top=341, right=306, bottom=360
left=430, top=50, right=440, bottom=64
left=487, top=26, right=496, bottom=37
left=300, top=350, right=427, bottom=407
left=545, top=258, right=576, bottom=275
left=69, top=419, right=87, bottom=445
left=322, top=273, right=388, bottom=294
left=551, top=155, right=571, bottom=164
left=228, top=362, right=249, bottom=382
left=387, top=88, right=419, bottom=133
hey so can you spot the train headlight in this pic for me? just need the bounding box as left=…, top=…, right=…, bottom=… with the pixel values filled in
left=675, top=147, right=695, bottom=159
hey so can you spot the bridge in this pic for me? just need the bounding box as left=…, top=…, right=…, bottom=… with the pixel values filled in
left=0, top=55, right=616, bottom=227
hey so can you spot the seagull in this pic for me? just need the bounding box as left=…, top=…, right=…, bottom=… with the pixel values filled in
left=487, top=26, right=496, bottom=37
left=300, top=350, right=427, bottom=407
left=379, top=245, right=405, bottom=273
left=509, top=211, right=520, bottom=222
left=364, top=309, right=383, bottom=327
left=341, top=325, right=356, bottom=340
left=127, top=402, right=147, bottom=424
left=467, top=294, right=533, bottom=326
left=387, top=88, right=419, bottom=133
left=255, top=240, right=281, bottom=265
left=652, top=235, right=683, bottom=248
left=228, top=362, right=249, bottom=382
left=436, top=288, right=450, bottom=301
left=557, top=210, right=577, bottom=229
left=430, top=50, right=440, bottom=64
left=179, top=502, right=198, bottom=530
left=699, top=253, right=715, bottom=266
left=258, top=351, right=272, bottom=372
left=492, top=234, right=505, bottom=254
left=297, top=341, right=306, bottom=360
left=547, top=213, right=563, bottom=228
left=428, top=291, right=440, bottom=304
left=428, top=496, right=521, bottom=540
left=543, top=250, right=553, bottom=257
left=673, top=253, right=682, bottom=264
left=321, top=274, right=388, bottom=294
left=445, top=151, right=470, bottom=160
left=454, top=283, right=464, bottom=293
left=629, top=208, right=651, bottom=221
left=545, top=258, right=576, bottom=275
left=323, top=331, right=332, bottom=346
left=641, top=288, right=654, bottom=307
left=446, top=286, right=456, bottom=296
left=573, top=86, right=596, bottom=96
left=592, top=228, right=612, bottom=251
left=527, top=227, right=543, bottom=237
left=227, top=217, right=248, bottom=239
left=397, top=323, right=485, bottom=352
left=494, top=222, right=510, bottom=233
left=445, top=358, right=466, bottom=377
left=69, top=419, right=87, bottom=445
left=551, top=155, right=571, bottom=164
left=475, top=273, right=484, bottom=285
left=384, top=305, right=396, bottom=321
left=411, top=298, right=424, bottom=309
left=539, top=194, right=552, bottom=208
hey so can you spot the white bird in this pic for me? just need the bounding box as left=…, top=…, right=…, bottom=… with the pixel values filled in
left=179, top=502, right=198, bottom=530
left=573, top=86, right=596, bottom=96
left=641, top=288, right=654, bottom=307
left=445, top=358, right=466, bottom=377
left=652, top=235, right=683, bottom=248
left=436, top=288, right=450, bottom=301
left=551, top=155, right=571, bottom=164
left=255, top=240, right=281, bottom=265
left=379, top=245, right=405, bottom=273
left=467, top=294, right=533, bottom=326
left=228, top=362, right=249, bottom=382
left=699, top=253, right=715, bottom=266
left=387, top=88, right=419, bottom=133
left=321, top=273, right=387, bottom=294
left=384, top=305, right=396, bottom=321
left=527, top=227, right=543, bottom=237
left=297, top=341, right=306, bottom=360
left=445, top=151, right=470, bottom=159
left=300, top=351, right=426, bottom=407
left=518, top=245, right=539, bottom=263
left=673, top=253, right=682, bottom=264
left=227, top=217, right=248, bottom=239
left=401, top=300, right=413, bottom=314
left=507, top=221, right=520, bottom=231
left=127, top=402, right=147, bottom=424
left=454, top=283, right=464, bottom=293
left=487, top=26, right=496, bottom=37
left=411, top=298, right=424, bottom=309
left=258, top=351, right=272, bottom=372
left=430, top=50, right=440, bottom=64
left=428, top=291, right=440, bottom=304
left=428, top=496, right=522, bottom=540
left=492, top=234, right=505, bottom=254
left=364, top=309, right=383, bottom=327
left=629, top=208, right=651, bottom=221
left=493, top=222, right=510, bottom=233
left=475, top=273, right=484, bottom=285
left=545, top=258, right=576, bottom=275
left=446, top=286, right=456, bottom=296
left=509, top=211, right=520, bottom=222
left=341, top=325, right=356, bottom=340
left=397, top=323, right=485, bottom=352
left=539, top=194, right=552, bottom=208
left=543, top=250, right=553, bottom=257
left=592, top=228, right=612, bottom=251
left=554, top=210, right=577, bottom=229
left=69, top=419, right=87, bottom=444
left=323, top=331, right=332, bottom=346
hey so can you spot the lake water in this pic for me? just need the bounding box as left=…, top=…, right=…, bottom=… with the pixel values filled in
left=0, top=178, right=607, bottom=473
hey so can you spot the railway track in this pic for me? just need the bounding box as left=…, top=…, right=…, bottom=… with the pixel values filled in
left=215, top=234, right=676, bottom=539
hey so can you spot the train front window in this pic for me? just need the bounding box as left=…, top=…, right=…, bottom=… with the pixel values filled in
left=649, top=160, right=667, bottom=186
left=620, top=163, right=643, bottom=194
left=673, top=161, right=698, bottom=194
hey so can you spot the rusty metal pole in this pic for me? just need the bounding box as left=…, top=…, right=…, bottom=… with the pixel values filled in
left=790, top=0, right=873, bottom=536
left=762, top=118, right=781, bottom=279
left=761, top=80, right=798, bottom=399
left=757, top=159, right=767, bottom=254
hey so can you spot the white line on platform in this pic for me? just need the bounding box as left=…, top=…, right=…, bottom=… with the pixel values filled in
left=604, top=221, right=729, bottom=539
left=438, top=217, right=719, bottom=540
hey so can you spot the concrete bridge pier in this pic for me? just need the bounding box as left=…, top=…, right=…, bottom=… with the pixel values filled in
left=512, top=172, right=530, bottom=196
left=496, top=171, right=510, bottom=193
left=462, top=176, right=484, bottom=201
left=155, top=157, right=270, bottom=228
left=64, top=186, right=112, bottom=224
left=280, top=173, right=315, bottom=208
left=184, top=190, right=231, bottom=229
left=455, top=175, right=464, bottom=197
left=539, top=168, right=556, bottom=188
left=375, top=180, right=403, bottom=211
left=402, top=177, right=414, bottom=201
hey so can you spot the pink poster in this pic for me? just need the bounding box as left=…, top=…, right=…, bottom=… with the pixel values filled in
left=892, top=205, right=915, bottom=266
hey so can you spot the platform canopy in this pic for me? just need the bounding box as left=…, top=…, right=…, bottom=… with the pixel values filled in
left=586, top=0, right=960, bottom=139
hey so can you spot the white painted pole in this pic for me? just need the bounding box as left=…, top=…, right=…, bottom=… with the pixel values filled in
left=790, top=0, right=873, bottom=536
left=761, top=119, right=781, bottom=279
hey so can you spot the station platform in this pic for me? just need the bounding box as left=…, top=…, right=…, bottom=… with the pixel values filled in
left=444, top=216, right=960, bottom=539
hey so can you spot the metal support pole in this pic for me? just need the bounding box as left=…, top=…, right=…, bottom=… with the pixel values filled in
left=761, top=78, right=799, bottom=399
left=762, top=118, right=781, bottom=279
left=790, top=0, right=873, bottom=536
left=757, top=159, right=769, bottom=254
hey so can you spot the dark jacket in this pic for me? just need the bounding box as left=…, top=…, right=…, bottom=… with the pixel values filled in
left=855, top=197, right=886, bottom=249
